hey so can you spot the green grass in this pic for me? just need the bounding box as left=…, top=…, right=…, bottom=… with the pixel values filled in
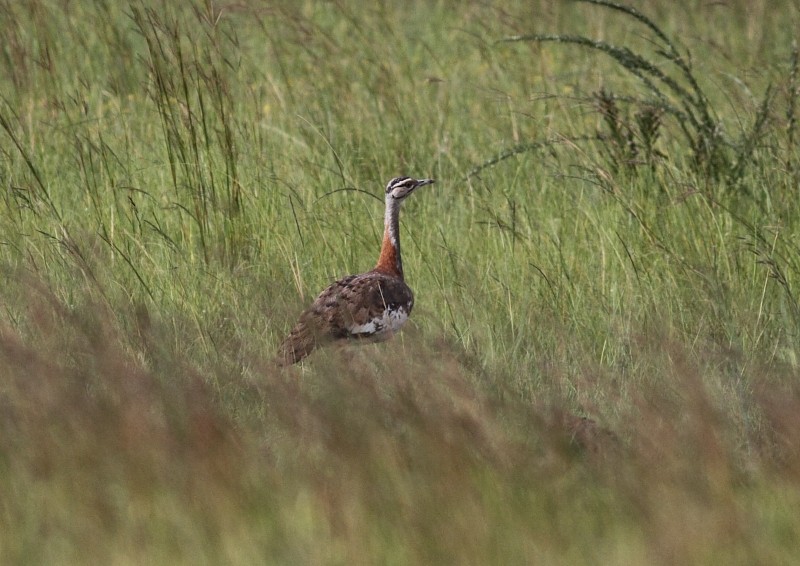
left=2, top=0, right=800, bottom=563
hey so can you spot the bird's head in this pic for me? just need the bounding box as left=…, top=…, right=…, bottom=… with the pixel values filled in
left=385, top=176, right=435, bottom=201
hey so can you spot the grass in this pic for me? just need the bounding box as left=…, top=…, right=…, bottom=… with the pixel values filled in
left=2, top=0, right=800, bottom=563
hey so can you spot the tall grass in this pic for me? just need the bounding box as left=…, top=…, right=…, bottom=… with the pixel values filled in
left=2, top=0, right=800, bottom=563
left=496, top=0, right=781, bottom=186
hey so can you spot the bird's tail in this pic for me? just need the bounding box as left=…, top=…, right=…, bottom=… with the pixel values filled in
left=275, top=323, right=317, bottom=366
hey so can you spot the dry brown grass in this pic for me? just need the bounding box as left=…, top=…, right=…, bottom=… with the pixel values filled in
left=2, top=283, right=800, bottom=564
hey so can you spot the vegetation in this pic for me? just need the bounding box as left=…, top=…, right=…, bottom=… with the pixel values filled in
left=2, top=0, right=800, bottom=563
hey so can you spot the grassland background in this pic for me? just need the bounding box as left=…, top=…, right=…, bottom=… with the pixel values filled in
left=2, top=0, right=800, bottom=563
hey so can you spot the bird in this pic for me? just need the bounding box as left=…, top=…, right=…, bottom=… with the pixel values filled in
left=277, top=176, right=435, bottom=365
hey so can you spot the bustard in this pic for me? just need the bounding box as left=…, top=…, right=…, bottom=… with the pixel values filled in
left=277, top=176, right=435, bottom=365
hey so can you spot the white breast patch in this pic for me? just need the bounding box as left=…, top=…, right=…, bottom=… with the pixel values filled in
left=348, top=306, right=409, bottom=337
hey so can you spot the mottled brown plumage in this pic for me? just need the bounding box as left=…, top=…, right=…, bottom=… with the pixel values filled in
left=278, top=176, right=434, bottom=365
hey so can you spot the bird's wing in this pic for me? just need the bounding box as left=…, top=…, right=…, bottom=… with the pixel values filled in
left=276, top=273, right=413, bottom=365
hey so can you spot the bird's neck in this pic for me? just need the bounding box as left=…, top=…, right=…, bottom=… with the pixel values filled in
left=374, top=198, right=403, bottom=279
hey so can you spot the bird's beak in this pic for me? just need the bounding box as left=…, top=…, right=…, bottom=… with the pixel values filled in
left=416, top=178, right=435, bottom=188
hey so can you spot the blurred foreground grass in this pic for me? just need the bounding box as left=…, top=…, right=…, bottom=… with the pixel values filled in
left=3, top=286, right=800, bottom=563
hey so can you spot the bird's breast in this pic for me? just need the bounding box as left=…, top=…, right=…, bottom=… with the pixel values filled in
left=347, top=302, right=411, bottom=337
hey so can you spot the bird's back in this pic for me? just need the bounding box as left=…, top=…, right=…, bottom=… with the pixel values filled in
left=277, top=270, right=414, bottom=365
